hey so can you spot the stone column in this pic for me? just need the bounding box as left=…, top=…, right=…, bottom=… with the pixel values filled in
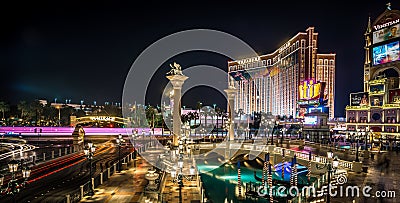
left=166, top=74, right=189, bottom=147
left=224, top=85, right=237, bottom=141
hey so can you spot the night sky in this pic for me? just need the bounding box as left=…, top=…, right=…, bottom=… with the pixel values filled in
left=1, top=1, right=399, bottom=117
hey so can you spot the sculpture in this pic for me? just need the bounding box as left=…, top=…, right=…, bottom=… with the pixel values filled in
left=166, top=62, right=183, bottom=75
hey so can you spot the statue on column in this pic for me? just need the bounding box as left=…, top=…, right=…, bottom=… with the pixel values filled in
left=166, top=62, right=183, bottom=75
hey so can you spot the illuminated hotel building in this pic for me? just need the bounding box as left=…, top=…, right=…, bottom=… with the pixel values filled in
left=228, top=27, right=336, bottom=118
left=346, top=6, right=400, bottom=145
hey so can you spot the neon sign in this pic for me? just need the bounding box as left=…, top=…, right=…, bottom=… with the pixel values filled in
left=90, top=116, right=115, bottom=122
left=374, top=19, right=399, bottom=30
left=299, top=80, right=322, bottom=100
left=237, top=56, right=260, bottom=65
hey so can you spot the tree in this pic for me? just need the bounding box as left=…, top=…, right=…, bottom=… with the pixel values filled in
left=196, top=101, right=202, bottom=124
left=17, top=101, right=29, bottom=119
left=29, top=100, right=44, bottom=126
left=0, top=101, right=10, bottom=120
left=145, top=105, right=158, bottom=128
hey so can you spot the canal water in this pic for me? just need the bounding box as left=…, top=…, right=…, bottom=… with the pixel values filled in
left=198, top=160, right=313, bottom=203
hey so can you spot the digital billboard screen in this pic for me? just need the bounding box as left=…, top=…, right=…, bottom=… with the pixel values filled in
left=350, top=92, right=369, bottom=106
left=389, top=89, right=400, bottom=104
left=371, top=95, right=384, bottom=106
left=229, top=70, right=251, bottom=81
left=373, top=41, right=400, bottom=65
left=370, top=84, right=385, bottom=93
left=304, top=116, right=317, bottom=125
left=373, top=23, right=400, bottom=44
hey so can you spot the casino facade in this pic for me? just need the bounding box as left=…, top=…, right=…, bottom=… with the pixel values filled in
left=346, top=6, right=400, bottom=147
left=228, top=27, right=336, bottom=119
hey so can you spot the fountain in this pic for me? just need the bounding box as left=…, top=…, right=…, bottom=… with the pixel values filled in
left=145, top=168, right=159, bottom=190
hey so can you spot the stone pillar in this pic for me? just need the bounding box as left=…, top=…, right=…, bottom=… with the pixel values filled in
left=100, top=172, right=103, bottom=184
left=224, top=86, right=237, bottom=141
left=80, top=185, right=84, bottom=198
left=166, top=74, right=189, bottom=147
left=43, top=153, right=46, bottom=161
left=59, top=148, right=62, bottom=156
left=65, top=148, right=68, bottom=155
left=51, top=151, right=54, bottom=159
left=66, top=194, right=70, bottom=203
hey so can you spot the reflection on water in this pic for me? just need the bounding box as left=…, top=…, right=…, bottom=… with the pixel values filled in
left=198, top=160, right=313, bottom=203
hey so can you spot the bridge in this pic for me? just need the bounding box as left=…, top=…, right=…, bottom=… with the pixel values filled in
left=192, top=141, right=360, bottom=174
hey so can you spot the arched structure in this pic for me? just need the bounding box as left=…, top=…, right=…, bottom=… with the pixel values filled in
left=71, top=116, right=128, bottom=127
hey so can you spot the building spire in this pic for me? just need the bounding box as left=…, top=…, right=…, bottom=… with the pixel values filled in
left=365, top=15, right=372, bottom=34
left=386, top=2, right=391, bottom=10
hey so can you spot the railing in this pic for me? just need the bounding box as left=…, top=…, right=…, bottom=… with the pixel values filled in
left=64, top=140, right=155, bottom=203
left=198, top=142, right=354, bottom=170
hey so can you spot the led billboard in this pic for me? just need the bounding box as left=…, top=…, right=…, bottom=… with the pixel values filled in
left=370, top=95, right=383, bottom=106
left=373, top=41, right=400, bottom=65
left=298, top=80, right=327, bottom=107
left=350, top=92, right=369, bottom=106
left=389, top=89, right=400, bottom=104
left=370, top=84, right=385, bottom=93
left=304, top=116, right=317, bottom=125
left=373, top=23, right=400, bottom=44
left=229, top=70, right=251, bottom=81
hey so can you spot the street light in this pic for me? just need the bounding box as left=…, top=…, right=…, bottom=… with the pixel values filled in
left=316, top=152, right=339, bottom=203
left=354, top=132, right=359, bottom=162
left=170, top=154, right=196, bottom=203
left=365, top=127, right=370, bottom=151
left=116, top=134, right=125, bottom=172
left=0, top=159, right=31, bottom=203
left=281, top=128, right=287, bottom=146
left=84, top=142, right=96, bottom=196
left=56, top=105, right=61, bottom=126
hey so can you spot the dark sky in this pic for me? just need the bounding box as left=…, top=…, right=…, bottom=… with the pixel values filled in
left=1, top=1, right=398, bottom=117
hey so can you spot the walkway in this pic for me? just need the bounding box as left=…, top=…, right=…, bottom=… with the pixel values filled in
left=80, top=156, right=151, bottom=203
left=161, top=174, right=202, bottom=203
left=284, top=142, right=399, bottom=203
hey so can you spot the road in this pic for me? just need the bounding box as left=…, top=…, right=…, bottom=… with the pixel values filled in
left=0, top=142, right=132, bottom=203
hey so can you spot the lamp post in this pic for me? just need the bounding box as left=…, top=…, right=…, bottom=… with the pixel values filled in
left=365, top=127, right=370, bottom=151
left=56, top=105, right=61, bottom=126
left=315, top=151, right=339, bottom=203
left=281, top=128, right=287, bottom=146
left=0, top=159, right=31, bottom=203
left=116, top=134, right=124, bottom=172
left=272, top=120, right=279, bottom=145
left=84, top=142, right=96, bottom=196
left=355, top=132, right=360, bottom=162
left=350, top=132, right=359, bottom=162
left=171, top=139, right=196, bottom=203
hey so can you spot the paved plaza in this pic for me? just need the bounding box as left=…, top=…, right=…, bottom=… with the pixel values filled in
left=80, top=157, right=150, bottom=203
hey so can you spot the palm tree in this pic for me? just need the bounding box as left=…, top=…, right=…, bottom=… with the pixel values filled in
left=29, top=100, right=44, bottom=125
left=17, top=100, right=29, bottom=119
left=196, top=101, right=202, bottom=125
left=145, top=105, right=158, bottom=130
left=0, top=101, right=10, bottom=120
